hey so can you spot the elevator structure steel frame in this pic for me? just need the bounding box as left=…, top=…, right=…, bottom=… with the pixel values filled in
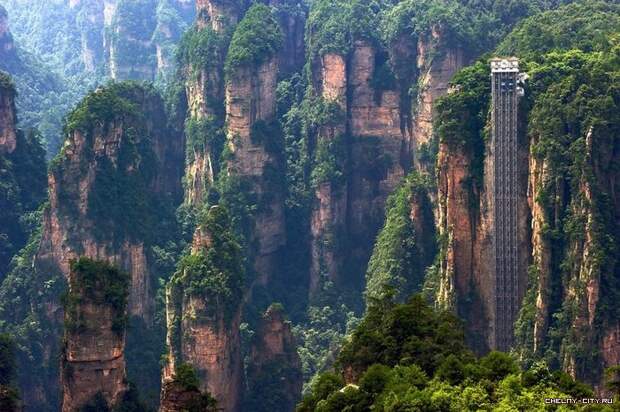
left=491, top=57, right=524, bottom=351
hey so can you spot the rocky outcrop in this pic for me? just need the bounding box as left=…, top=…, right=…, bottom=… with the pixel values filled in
left=163, top=206, right=244, bottom=412
left=269, top=0, right=306, bottom=74
left=37, top=83, right=183, bottom=323
left=61, top=258, right=129, bottom=412
left=182, top=32, right=226, bottom=208
left=108, top=0, right=157, bottom=80
left=196, top=0, right=240, bottom=31
left=153, top=0, right=195, bottom=77
left=525, top=145, right=553, bottom=354
left=309, top=40, right=415, bottom=295
left=347, top=41, right=409, bottom=286
left=160, top=380, right=215, bottom=412
left=75, top=0, right=106, bottom=72
left=0, top=5, right=15, bottom=57
left=0, top=73, right=16, bottom=154
left=436, top=141, right=494, bottom=351
left=412, top=27, right=465, bottom=165
left=521, top=124, right=620, bottom=386
left=309, top=52, right=347, bottom=294
left=225, top=56, right=286, bottom=283
left=246, top=304, right=302, bottom=412
left=164, top=293, right=242, bottom=411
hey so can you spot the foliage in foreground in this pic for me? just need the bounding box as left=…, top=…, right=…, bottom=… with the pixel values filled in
left=297, top=295, right=613, bottom=411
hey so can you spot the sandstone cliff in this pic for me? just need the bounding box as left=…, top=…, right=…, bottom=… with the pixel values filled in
left=108, top=0, right=157, bottom=80
left=412, top=28, right=466, bottom=168
left=38, top=83, right=183, bottom=322
left=433, top=62, right=530, bottom=352
left=72, top=0, right=106, bottom=72
left=225, top=56, right=286, bottom=279
left=160, top=379, right=216, bottom=412
left=196, top=0, right=240, bottom=31
left=163, top=205, right=244, bottom=412
left=308, top=52, right=348, bottom=295
left=519, top=122, right=620, bottom=387
left=223, top=4, right=286, bottom=287
left=61, top=258, right=129, bottom=412
left=308, top=33, right=459, bottom=296
left=269, top=0, right=306, bottom=74
left=180, top=15, right=229, bottom=208
left=0, top=5, right=15, bottom=62
left=246, top=304, right=303, bottom=412
left=0, top=72, right=16, bottom=154
left=67, top=0, right=193, bottom=78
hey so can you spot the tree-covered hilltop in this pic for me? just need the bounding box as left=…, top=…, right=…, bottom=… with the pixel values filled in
left=297, top=295, right=603, bottom=411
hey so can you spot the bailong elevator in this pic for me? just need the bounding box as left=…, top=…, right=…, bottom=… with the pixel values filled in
left=490, top=57, right=526, bottom=351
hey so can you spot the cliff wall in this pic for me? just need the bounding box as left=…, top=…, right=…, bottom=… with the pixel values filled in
left=61, top=258, right=129, bottom=412
left=308, top=31, right=466, bottom=297
left=246, top=305, right=302, bottom=412
left=0, top=73, right=16, bottom=154
left=37, top=84, right=183, bottom=322
left=163, top=206, right=244, bottom=412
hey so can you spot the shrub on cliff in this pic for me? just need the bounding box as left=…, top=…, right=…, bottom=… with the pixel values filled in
left=63, top=257, right=130, bottom=335
left=171, top=205, right=245, bottom=324
left=365, top=172, right=436, bottom=305
left=225, top=3, right=283, bottom=75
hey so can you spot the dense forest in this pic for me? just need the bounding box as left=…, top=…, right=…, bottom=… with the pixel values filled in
left=0, top=0, right=619, bottom=411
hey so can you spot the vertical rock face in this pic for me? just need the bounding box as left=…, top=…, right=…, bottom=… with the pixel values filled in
left=37, top=84, right=183, bottom=322
left=412, top=28, right=465, bottom=163
left=436, top=141, right=495, bottom=351
left=159, top=380, right=215, bottom=412
left=246, top=305, right=302, bottom=412
left=0, top=6, right=15, bottom=57
left=435, top=72, right=530, bottom=352
left=310, top=38, right=421, bottom=295
left=181, top=1, right=230, bottom=209
left=309, top=52, right=347, bottom=294
left=0, top=74, right=16, bottom=154
left=525, top=147, right=553, bottom=354
left=61, top=258, right=129, bottom=412
left=163, top=206, right=244, bottom=412
left=522, top=124, right=620, bottom=385
left=108, top=0, right=157, bottom=80
left=269, top=0, right=306, bottom=74
left=196, top=0, right=239, bottom=31
left=165, top=295, right=242, bottom=411
left=226, top=56, right=286, bottom=282
left=347, top=41, right=409, bottom=284
left=76, top=0, right=106, bottom=72
left=153, top=0, right=196, bottom=78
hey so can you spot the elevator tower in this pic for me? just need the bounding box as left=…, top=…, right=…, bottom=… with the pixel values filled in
left=491, top=57, right=524, bottom=351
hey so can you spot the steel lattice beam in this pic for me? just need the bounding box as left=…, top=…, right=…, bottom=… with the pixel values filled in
left=491, top=57, right=521, bottom=351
